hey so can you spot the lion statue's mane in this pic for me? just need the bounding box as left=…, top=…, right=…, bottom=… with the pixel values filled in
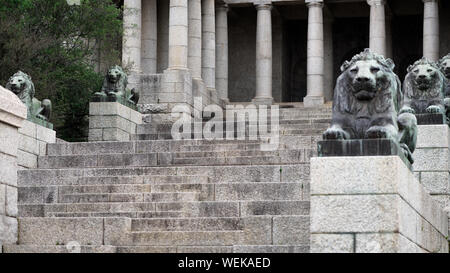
left=323, top=49, right=417, bottom=163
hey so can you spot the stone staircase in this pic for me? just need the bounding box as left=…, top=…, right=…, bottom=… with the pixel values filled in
left=3, top=106, right=332, bottom=253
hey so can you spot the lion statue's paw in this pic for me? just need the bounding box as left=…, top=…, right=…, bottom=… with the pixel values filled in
left=399, top=106, right=415, bottom=115
left=323, top=127, right=349, bottom=140
left=365, top=126, right=394, bottom=139
left=426, top=105, right=442, bottom=114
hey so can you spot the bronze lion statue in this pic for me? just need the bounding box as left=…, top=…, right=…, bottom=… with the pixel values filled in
left=323, top=49, right=417, bottom=163
left=5, top=71, right=52, bottom=121
left=93, top=65, right=139, bottom=105
left=401, top=57, right=446, bottom=117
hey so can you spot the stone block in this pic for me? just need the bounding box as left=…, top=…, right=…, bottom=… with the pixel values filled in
left=310, top=156, right=449, bottom=253
left=311, top=194, right=399, bottom=233
left=233, top=245, right=309, bottom=253
left=88, top=129, right=102, bottom=142
left=36, top=124, right=56, bottom=143
left=102, top=128, right=130, bottom=142
left=0, top=153, right=18, bottom=187
left=18, top=133, right=38, bottom=155
left=0, top=184, right=5, bottom=214
left=0, top=124, right=20, bottom=157
left=0, top=215, right=18, bottom=244
left=17, top=150, right=38, bottom=169
left=420, top=171, right=449, bottom=194
left=18, top=218, right=104, bottom=245
left=272, top=216, right=309, bottom=245
left=414, top=148, right=449, bottom=172
left=310, top=234, right=354, bottom=253
left=355, top=233, right=425, bottom=253
left=18, top=120, right=36, bottom=138
left=5, top=186, right=17, bottom=217
left=416, top=125, right=449, bottom=148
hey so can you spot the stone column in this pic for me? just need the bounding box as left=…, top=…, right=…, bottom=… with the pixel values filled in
left=122, top=0, right=142, bottom=90
left=202, top=0, right=217, bottom=102
left=367, top=0, right=386, bottom=56
left=188, top=0, right=202, bottom=79
left=0, top=85, right=27, bottom=250
left=157, top=0, right=169, bottom=73
left=252, top=3, right=273, bottom=105
left=216, top=3, right=229, bottom=104
left=141, top=0, right=157, bottom=74
left=423, top=0, right=440, bottom=61
left=304, top=0, right=325, bottom=107
left=168, top=0, right=189, bottom=70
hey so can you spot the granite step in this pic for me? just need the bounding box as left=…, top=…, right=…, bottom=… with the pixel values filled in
left=18, top=164, right=310, bottom=185
left=19, top=200, right=309, bottom=218
left=55, top=192, right=200, bottom=203
left=2, top=244, right=310, bottom=253
left=130, top=217, right=244, bottom=232
left=18, top=175, right=210, bottom=187
left=37, top=150, right=312, bottom=169
left=19, top=201, right=241, bottom=218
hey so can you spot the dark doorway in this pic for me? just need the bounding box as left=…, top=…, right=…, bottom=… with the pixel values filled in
left=392, top=15, right=422, bottom=81
left=283, top=20, right=307, bottom=102
left=333, top=18, right=370, bottom=84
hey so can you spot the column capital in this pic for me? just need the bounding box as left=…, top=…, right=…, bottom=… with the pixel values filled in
left=216, top=2, right=229, bottom=12
left=306, top=0, right=324, bottom=8
left=367, top=0, right=386, bottom=6
left=254, top=2, right=272, bottom=11
left=422, top=0, right=438, bottom=3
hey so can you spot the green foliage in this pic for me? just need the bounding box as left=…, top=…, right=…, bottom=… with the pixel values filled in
left=0, top=0, right=123, bottom=141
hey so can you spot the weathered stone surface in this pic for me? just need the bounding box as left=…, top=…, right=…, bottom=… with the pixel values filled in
left=310, top=156, right=448, bottom=253
left=420, top=172, right=449, bottom=194
left=355, top=233, right=425, bottom=253
left=310, top=234, right=354, bottom=253
left=18, top=218, right=104, bottom=245
left=416, top=125, right=449, bottom=148
left=6, top=186, right=18, bottom=217
left=273, top=216, right=309, bottom=245
left=0, top=215, right=18, bottom=244
left=413, top=148, right=448, bottom=171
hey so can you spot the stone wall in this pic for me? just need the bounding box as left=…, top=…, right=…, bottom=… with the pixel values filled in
left=89, top=102, right=143, bottom=142
left=17, top=120, right=56, bottom=169
left=414, top=125, right=450, bottom=217
left=310, top=156, right=449, bottom=253
left=0, top=86, right=27, bottom=252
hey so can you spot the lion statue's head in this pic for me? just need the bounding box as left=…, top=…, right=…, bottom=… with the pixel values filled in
left=102, top=65, right=128, bottom=95
left=404, top=57, right=445, bottom=100
left=335, top=48, right=401, bottom=114
left=5, top=71, right=35, bottom=102
left=439, top=54, right=450, bottom=80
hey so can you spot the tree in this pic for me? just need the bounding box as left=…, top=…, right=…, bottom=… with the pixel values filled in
left=0, top=0, right=123, bottom=141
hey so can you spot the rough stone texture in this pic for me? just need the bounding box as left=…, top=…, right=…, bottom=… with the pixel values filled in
left=310, top=156, right=448, bottom=253
left=0, top=85, right=27, bottom=251
left=18, top=120, right=56, bottom=169
left=89, top=102, right=143, bottom=142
